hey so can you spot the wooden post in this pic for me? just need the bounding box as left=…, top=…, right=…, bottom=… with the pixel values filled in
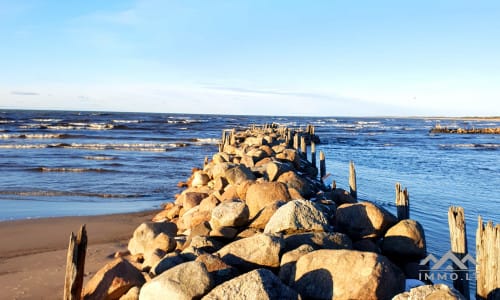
left=319, top=151, right=326, bottom=179
left=64, top=225, right=87, bottom=300
left=395, top=183, right=410, bottom=220
left=287, top=129, right=292, bottom=148
left=476, top=216, right=500, bottom=300
left=300, top=136, right=307, bottom=157
left=311, top=141, right=316, bottom=168
left=448, top=206, right=470, bottom=299
left=349, top=160, right=357, bottom=199
left=293, top=133, right=299, bottom=151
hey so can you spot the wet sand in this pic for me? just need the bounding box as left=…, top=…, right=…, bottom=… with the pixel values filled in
left=0, top=210, right=159, bottom=299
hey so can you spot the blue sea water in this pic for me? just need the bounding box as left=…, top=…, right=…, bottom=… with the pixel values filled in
left=0, top=110, right=498, bottom=293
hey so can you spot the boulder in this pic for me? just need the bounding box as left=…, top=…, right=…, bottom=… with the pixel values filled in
left=292, top=249, right=405, bottom=300
left=183, top=235, right=224, bottom=253
left=216, top=233, right=283, bottom=271
left=202, top=269, right=299, bottom=300
left=150, top=252, right=185, bottom=276
left=276, top=149, right=300, bottom=168
left=283, top=232, right=352, bottom=252
left=224, top=165, right=256, bottom=185
left=83, top=258, right=145, bottom=300
left=266, top=161, right=293, bottom=182
left=335, top=202, right=398, bottom=240
left=332, top=188, right=357, bottom=205
left=180, top=192, right=209, bottom=211
left=212, top=152, right=230, bottom=164
left=211, top=162, right=235, bottom=179
left=217, top=185, right=240, bottom=202
left=211, top=200, right=249, bottom=228
left=264, top=199, right=330, bottom=234
left=195, top=253, right=240, bottom=285
left=245, top=182, right=291, bottom=218
left=392, top=284, right=466, bottom=300
left=249, top=201, right=286, bottom=229
left=199, top=195, right=220, bottom=212
left=277, top=171, right=312, bottom=198
left=191, top=171, right=210, bottom=187
left=119, top=286, right=140, bottom=300
left=382, top=219, right=427, bottom=259
left=235, top=180, right=255, bottom=200
left=152, top=202, right=180, bottom=222
left=279, top=244, right=315, bottom=284
left=139, top=261, right=213, bottom=300
left=177, top=206, right=211, bottom=232
left=128, top=222, right=177, bottom=255
left=244, top=136, right=265, bottom=147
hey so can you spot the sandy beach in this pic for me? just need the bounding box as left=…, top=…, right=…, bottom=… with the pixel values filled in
left=0, top=210, right=159, bottom=300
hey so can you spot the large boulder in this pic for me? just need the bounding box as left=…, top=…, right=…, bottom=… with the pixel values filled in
left=264, top=199, right=330, bottom=234
left=216, top=233, right=283, bottom=271
left=279, top=244, right=315, bottom=284
left=128, top=222, right=177, bottom=255
left=211, top=200, right=249, bottom=228
left=224, top=165, right=256, bottom=185
left=382, top=219, right=427, bottom=259
left=139, top=261, right=213, bottom=300
left=283, top=232, right=352, bottom=252
left=249, top=200, right=286, bottom=229
left=83, top=258, right=145, bottom=300
left=202, top=269, right=299, bottom=300
left=335, top=202, right=398, bottom=240
left=195, top=253, right=240, bottom=286
left=292, top=249, right=405, bottom=300
left=277, top=171, right=312, bottom=198
left=392, top=284, right=466, bottom=300
left=245, top=182, right=291, bottom=218
left=276, top=149, right=300, bottom=168
left=150, top=252, right=185, bottom=276
left=177, top=206, right=212, bottom=232
left=266, top=161, right=293, bottom=182
left=179, top=192, right=209, bottom=211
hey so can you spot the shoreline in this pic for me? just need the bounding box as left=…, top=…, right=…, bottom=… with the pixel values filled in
left=0, top=209, right=159, bottom=299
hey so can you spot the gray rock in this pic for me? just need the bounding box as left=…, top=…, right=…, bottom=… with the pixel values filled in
left=283, top=232, right=352, bottom=252
left=202, top=269, right=300, bottom=300
left=139, top=261, right=213, bottom=300
left=211, top=200, right=249, bottom=228
left=392, top=284, right=466, bottom=300
left=264, top=199, right=330, bottom=234
left=216, top=233, right=283, bottom=271
left=128, top=222, right=177, bottom=256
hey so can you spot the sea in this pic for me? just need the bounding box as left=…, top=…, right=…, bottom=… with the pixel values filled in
left=0, top=110, right=498, bottom=293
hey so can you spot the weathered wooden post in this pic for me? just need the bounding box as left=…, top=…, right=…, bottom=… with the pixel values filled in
left=319, top=151, right=326, bottom=179
left=311, top=141, right=316, bottom=168
left=287, top=129, right=292, bottom=148
left=349, top=161, right=357, bottom=199
left=448, top=206, right=470, bottom=299
left=476, top=216, right=500, bottom=300
left=293, top=133, right=299, bottom=151
left=395, top=182, right=410, bottom=220
left=300, top=136, right=307, bottom=157
left=64, top=224, right=87, bottom=300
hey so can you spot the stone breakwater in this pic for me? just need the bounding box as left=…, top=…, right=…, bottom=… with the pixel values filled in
left=79, top=124, right=466, bottom=300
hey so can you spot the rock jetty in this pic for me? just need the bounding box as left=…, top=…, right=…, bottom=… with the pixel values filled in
left=79, top=124, right=465, bottom=300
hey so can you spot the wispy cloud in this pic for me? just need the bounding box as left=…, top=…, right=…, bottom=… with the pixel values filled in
left=11, top=91, right=39, bottom=96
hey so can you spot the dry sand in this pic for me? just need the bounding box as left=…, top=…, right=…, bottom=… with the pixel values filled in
left=0, top=210, right=159, bottom=300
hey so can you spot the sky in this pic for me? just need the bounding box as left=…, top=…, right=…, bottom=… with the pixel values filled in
left=0, top=0, right=499, bottom=116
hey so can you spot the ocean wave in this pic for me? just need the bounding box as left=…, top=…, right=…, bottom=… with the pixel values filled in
left=31, top=167, right=117, bottom=173
left=0, top=144, right=48, bottom=149
left=31, top=118, right=62, bottom=122
left=84, top=155, right=116, bottom=160
left=112, top=119, right=141, bottom=123
left=439, top=143, right=499, bottom=150
left=0, top=133, right=72, bottom=139
left=0, top=189, right=145, bottom=198
left=0, top=120, right=15, bottom=124
left=189, top=138, right=220, bottom=144
left=19, top=123, right=114, bottom=130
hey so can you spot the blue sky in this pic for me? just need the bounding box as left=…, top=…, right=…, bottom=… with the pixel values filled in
left=1, top=0, right=499, bottom=116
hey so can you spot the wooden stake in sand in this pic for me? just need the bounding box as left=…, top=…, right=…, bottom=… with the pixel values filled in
left=476, top=216, right=500, bottom=300
left=448, top=206, right=470, bottom=299
left=349, top=161, right=357, bottom=199
left=64, top=224, right=87, bottom=300
left=395, top=183, right=410, bottom=220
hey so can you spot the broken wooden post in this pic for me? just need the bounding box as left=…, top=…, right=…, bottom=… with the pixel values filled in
left=476, top=216, right=500, bottom=300
left=349, top=160, right=357, bottom=199
left=311, top=141, right=316, bottom=168
left=286, top=129, right=292, bottom=148
left=293, top=133, right=299, bottom=151
left=64, top=224, right=87, bottom=300
left=319, top=151, right=326, bottom=179
left=300, top=136, right=307, bottom=157
left=448, top=206, right=470, bottom=299
left=395, top=182, right=410, bottom=220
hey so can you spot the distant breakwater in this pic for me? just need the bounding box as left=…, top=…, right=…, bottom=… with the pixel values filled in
left=64, top=123, right=498, bottom=300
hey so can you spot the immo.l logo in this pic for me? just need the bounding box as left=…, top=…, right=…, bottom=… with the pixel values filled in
left=419, top=250, right=477, bottom=281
